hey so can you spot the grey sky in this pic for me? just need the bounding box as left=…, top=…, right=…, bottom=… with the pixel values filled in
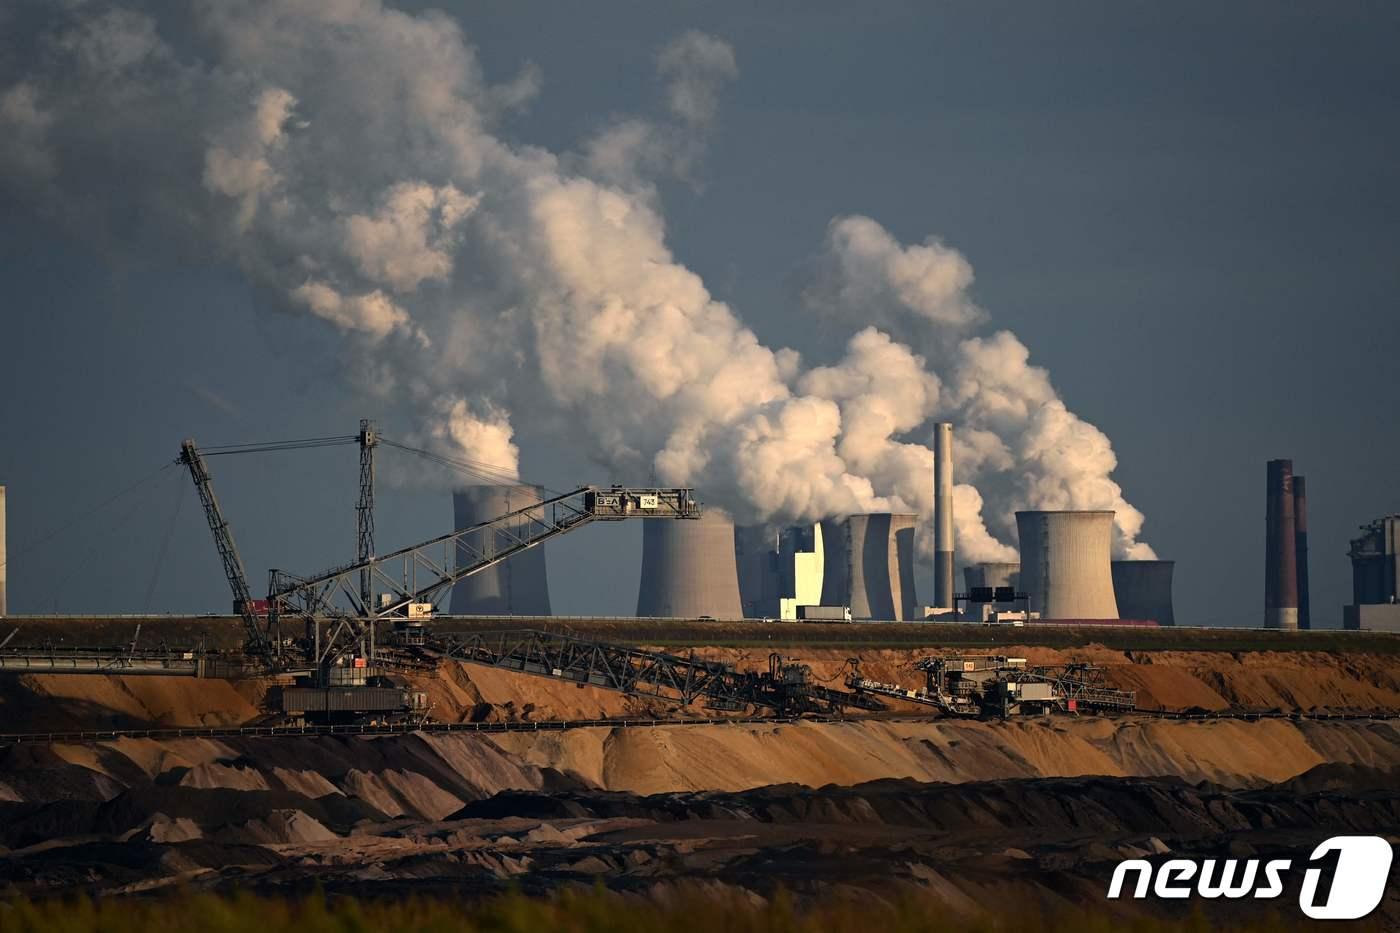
left=1, top=1, right=1397, bottom=625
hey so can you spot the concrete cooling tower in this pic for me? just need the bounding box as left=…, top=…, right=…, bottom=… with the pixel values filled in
left=734, top=524, right=781, bottom=619
left=1111, top=560, right=1175, bottom=626
left=820, top=513, right=919, bottom=620
left=636, top=510, right=743, bottom=619
left=963, top=562, right=1020, bottom=594
left=1016, top=511, right=1119, bottom=620
left=448, top=485, right=552, bottom=615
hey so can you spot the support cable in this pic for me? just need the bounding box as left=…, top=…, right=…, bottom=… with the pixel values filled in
left=0, top=462, right=175, bottom=575
left=142, top=473, right=184, bottom=612
left=378, top=438, right=563, bottom=495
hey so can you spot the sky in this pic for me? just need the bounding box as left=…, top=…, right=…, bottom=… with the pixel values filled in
left=1, top=1, right=1397, bottom=626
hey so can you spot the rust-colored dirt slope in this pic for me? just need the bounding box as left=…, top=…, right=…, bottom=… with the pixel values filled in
left=1, top=645, right=1398, bottom=730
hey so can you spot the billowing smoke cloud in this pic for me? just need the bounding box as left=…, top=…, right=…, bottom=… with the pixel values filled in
left=0, top=0, right=1151, bottom=561
left=803, top=217, right=1156, bottom=559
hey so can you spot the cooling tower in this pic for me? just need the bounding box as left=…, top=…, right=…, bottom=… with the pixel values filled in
left=963, top=562, right=1020, bottom=593
left=448, top=485, right=552, bottom=616
left=0, top=485, right=6, bottom=617
left=1016, top=511, right=1119, bottom=620
left=636, top=510, right=743, bottom=619
left=1264, top=459, right=1299, bottom=630
left=734, top=524, right=781, bottom=618
left=820, top=513, right=919, bottom=620
left=932, top=423, right=954, bottom=609
left=1111, top=560, right=1176, bottom=626
left=1293, top=476, right=1311, bottom=630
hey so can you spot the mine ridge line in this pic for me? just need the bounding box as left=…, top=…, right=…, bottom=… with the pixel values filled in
left=2, top=708, right=1399, bottom=746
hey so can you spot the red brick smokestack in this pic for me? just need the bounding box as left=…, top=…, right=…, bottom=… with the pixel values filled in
left=1264, top=459, right=1299, bottom=630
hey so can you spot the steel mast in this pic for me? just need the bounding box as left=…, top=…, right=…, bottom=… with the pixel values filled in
left=356, top=419, right=376, bottom=613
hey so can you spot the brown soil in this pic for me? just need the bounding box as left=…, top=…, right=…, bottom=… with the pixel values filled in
left=3, top=644, right=1398, bottom=731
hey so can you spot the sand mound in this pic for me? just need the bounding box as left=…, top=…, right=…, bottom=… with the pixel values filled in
left=177, top=762, right=271, bottom=791
left=143, top=814, right=203, bottom=843
left=489, top=717, right=1400, bottom=794
left=221, top=809, right=338, bottom=845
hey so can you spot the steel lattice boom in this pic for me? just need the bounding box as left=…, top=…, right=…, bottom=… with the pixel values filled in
left=268, top=487, right=700, bottom=621
left=177, top=440, right=268, bottom=655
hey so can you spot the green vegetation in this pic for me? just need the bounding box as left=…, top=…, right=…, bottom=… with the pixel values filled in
left=0, top=889, right=1341, bottom=933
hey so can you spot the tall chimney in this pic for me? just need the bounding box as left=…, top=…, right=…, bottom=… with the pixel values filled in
left=1293, top=475, right=1310, bottom=630
left=0, top=485, right=6, bottom=617
left=1264, top=459, right=1299, bottom=630
left=933, top=422, right=954, bottom=609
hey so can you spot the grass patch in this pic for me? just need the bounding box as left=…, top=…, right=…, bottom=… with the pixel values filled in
left=0, top=888, right=1341, bottom=933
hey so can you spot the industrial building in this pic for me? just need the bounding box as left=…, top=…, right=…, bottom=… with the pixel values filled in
left=636, top=510, right=744, bottom=619
left=1110, top=560, right=1175, bottom=626
left=448, top=485, right=552, bottom=615
left=820, top=513, right=919, bottom=620
left=1344, top=515, right=1400, bottom=632
left=1016, top=510, right=1119, bottom=620
left=777, top=523, right=825, bottom=620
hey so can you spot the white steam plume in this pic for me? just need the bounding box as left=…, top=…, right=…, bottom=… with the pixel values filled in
left=0, top=1, right=1151, bottom=562
left=803, top=217, right=1156, bottom=559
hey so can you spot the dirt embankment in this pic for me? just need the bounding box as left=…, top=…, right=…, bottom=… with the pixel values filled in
left=1, top=717, right=1397, bottom=807
left=2, top=644, right=1399, bottom=730
left=406, top=644, right=1400, bottom=724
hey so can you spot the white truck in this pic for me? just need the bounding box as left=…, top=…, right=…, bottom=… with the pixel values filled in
left=796, top=605, right=853, bottom=622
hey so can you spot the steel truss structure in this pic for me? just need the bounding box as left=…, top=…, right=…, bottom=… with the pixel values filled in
left=0, top=642, right=247, bottom=678
left=427, top=628, right=885, bottom=715
left=270, top=487, right=699, bottom=621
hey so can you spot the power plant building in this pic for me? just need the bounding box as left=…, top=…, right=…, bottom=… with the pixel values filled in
left=448, top=485, right=552, bottom=616
left=636, top=510, right=744, bottom=619
left=820, top=513, right=919, bottom=620
left=1016, top=510, right=1119, bottom=620
left=1111, top=560, right=1176, bottom=626
left=1344, top=515, right=1400, bottom=632
left=777, top=523, right=825, bottom=620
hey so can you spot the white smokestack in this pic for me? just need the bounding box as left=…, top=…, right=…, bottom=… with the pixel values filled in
left=933, top=423, right=953, bottom=608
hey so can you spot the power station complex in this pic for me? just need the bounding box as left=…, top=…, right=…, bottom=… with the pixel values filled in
left=442, top=424, right=1177, bottom=625
left=1, top=430, right=1394, bottom=632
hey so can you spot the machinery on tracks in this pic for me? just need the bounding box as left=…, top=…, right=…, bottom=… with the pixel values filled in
left=847, top=654, right=1135, bottom=718
left=0, top=421, right=882, bottom=723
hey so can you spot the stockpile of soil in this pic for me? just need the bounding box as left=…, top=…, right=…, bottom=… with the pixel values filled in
left=0, top=717, right=1392, bottom=809
left=2, top=752, right=1399, bottom=924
